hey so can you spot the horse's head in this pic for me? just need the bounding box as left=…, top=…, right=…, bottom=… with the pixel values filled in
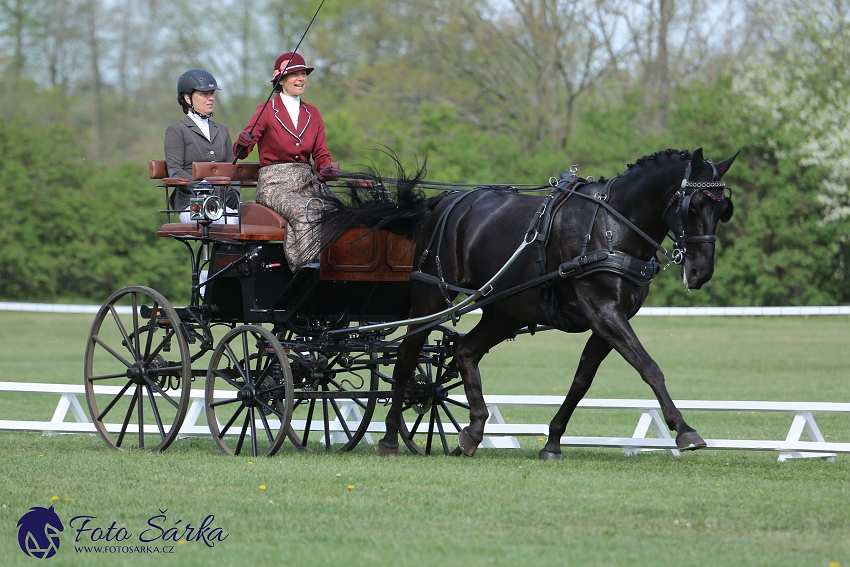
left=663, top=147, right=737, bottom=290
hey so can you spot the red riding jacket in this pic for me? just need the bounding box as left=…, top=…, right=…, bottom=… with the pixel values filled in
left=235, top=97, right=332, bottom=173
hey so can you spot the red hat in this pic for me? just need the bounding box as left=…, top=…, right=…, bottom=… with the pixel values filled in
left=271, top=52, right=314, bottom=83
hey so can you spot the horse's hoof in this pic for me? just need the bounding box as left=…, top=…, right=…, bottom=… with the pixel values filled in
left=676, top=431, right=707, bottom=451
left=538, top=448, right=562, bottom=461
left=376, top=439, right=398, bottom=457
left=457, top=429, right=478, bottom=457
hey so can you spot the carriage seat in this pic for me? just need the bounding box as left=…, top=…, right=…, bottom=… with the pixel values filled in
left=151, top=160, right=286, bottom=240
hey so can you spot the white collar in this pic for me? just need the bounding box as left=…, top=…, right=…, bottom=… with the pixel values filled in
left=279, top=93, right=301, bottom=128
left=279, top=92, right=301, bottom=106
left=187, top=112, right=211, bottom=140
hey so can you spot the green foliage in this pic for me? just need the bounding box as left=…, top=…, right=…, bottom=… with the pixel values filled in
left=0, top=119, right=189, bottom=303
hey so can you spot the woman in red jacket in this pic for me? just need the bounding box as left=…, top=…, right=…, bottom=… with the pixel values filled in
left=234, top=52, right=333, bottom=270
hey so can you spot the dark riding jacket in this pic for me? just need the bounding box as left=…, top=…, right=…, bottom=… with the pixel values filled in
left=164, top=115, right=236, bottom=210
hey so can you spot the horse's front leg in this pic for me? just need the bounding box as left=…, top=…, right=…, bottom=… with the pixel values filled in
left=587, top=309, right=706, bottom=451
left=377, top=328, right=429, bottom=457
left=539, top=333, right=613, bottom=460
left=452, top=309, right=521, bottom=457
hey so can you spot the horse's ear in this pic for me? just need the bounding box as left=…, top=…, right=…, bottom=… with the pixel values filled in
left=690, top=147, right=705, bottom=171
left=714, top=150, right=741, bottom=178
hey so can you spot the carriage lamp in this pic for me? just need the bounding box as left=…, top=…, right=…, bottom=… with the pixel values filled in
left=189, top=180, right=224, bottom=222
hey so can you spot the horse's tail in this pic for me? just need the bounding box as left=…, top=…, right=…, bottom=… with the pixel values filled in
left=319, top=159, right=448, bottom=249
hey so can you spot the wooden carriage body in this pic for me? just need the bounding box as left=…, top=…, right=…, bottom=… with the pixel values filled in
left=149, top=160, right=415, bottom=326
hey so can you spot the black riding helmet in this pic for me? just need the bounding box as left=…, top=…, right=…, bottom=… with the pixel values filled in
left=177, top=69, right=220, bottom=116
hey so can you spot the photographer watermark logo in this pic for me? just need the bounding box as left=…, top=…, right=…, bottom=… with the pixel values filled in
left=17, top=506, right=64, bottom=559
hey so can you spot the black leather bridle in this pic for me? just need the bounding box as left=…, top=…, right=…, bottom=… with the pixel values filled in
left=663, top=160, right=732, bottom=265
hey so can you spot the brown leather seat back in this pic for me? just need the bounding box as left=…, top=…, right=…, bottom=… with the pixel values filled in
left=192, top=162, right=261, bottom=181
left=149, top=160, right=168, bottom=179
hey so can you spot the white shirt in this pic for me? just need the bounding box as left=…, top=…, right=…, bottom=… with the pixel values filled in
left=279, top=93, right=301, bottom=129
left=187, top=111, right=211, bottom=141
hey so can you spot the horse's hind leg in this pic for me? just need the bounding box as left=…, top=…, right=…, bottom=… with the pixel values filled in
left=452, top=308, right=522, bottom=457
left=540, top=333, right=613, bottom=460
left=377, top=326, right=430, bottom=457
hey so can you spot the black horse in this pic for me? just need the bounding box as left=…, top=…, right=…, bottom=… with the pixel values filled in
left=323, top=147, right=737, bottom=459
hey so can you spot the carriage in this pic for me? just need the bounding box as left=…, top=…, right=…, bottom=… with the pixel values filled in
left=83, top=160, right=465, bottom=457
left=84, top=147, right=737, bottom=459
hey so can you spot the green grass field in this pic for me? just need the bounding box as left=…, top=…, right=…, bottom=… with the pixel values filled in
left=1, top=311, right=849, bottom=566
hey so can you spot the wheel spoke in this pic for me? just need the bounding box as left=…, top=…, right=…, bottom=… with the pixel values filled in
left=96, top=380, right=134, bottom=421
left=142, top=297, right=155, bottom=360
left=241, top=332, right=252, bottom=384
left=211, top=367, right=243, bottom=390
left=219, top=404, right=245, bottom=438
left=444, top=397, right=470, bottom=410
left=322, top=393, right=331, bottom=451
left=257, top=407, right=276, bottom=445
left=329, top=398, right=353, bottom=441
left=132, top=294, right=141, bottom=358
left=116, top=386, right=139, bottom=448
left=434, top=406, right=449, bottom=455
left=301, top=399, right=316, bottom=446
left=92, top=335, right=133, bottom=369
left=109, top=305, right=138, bottom=362
left=426, top=405, right=437, bottom=455
left=408, top=412, right=425, bottom=437
left=234, top=411, right=250, bottom=455
left=141, top=328, right=176, bottom=366
left=253, top=338, right=264, bottom=379
left=224, top=343, right=248, bottom=382
left=211, top=397, right=241, bottom=408
left=88, top=372, right=131, bottom=382
left=145, top=384, right=167, bottom=439
left=250, top=408, right=259, bottom=457
left=441, top=401, right=463, bottom=432
left=138, top=384, right=145, bottom=450
left=143, top=376, right=180, bottom=409
left=255, top=398, right=284, bottom=421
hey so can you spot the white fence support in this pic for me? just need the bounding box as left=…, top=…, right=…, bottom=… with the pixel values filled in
left=2, top=382, right=849, bottom=461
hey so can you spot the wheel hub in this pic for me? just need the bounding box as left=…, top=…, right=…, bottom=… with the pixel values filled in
left=126, top=362, right=147, bottom=385
left=237, top=383, right=258, bottom=406
left=406, top=374, right=434, bottom=416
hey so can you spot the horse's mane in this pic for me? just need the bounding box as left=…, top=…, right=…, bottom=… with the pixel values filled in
left=317, top=153, right=437, bottom=253
left=623, top=148, right=691, bottom=174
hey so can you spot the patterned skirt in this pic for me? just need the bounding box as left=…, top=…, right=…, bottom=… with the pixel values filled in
left=256, top=162, right=330, bottom=270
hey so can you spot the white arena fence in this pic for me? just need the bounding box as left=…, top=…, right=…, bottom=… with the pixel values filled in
left=1, top=303, right=848, bottom=461
left=1, top=383, right=849, bottom=462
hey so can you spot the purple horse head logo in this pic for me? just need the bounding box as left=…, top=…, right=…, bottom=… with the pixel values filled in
left=17, top=506, right=64, bottom=559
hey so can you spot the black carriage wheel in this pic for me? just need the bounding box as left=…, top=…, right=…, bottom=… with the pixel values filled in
left=285, top=343, right=379, bottom=452
left=205, top=325, right=294, bottom=457
left=374, top=327, right=466, bottom=456
left=399, top=331, right=467, bottom=455
left=84, top=286, right=192, bottom=452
